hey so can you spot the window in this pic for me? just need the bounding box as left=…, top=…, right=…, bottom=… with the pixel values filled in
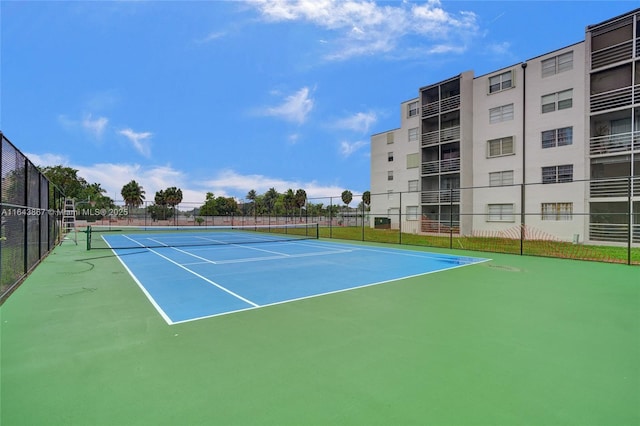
left=489, top=71, right=513, bottom=93
left=387, top=132, right=394, bottom=144
left=542, top=89, right=573, bottom=113
left=387, top=190, right=394, bottom=200
left=542, top=51, right=573, bottom=77
left=542, top=127, right=573, bottom=148
left=487, top=136, right=514, bottom=157
left=542, top=202, right=573, bottom=220
left=388, top=152, right=394, bottom=162
left=387, top=171, right=394, bottom=181
left=487, top=204, right=515, bottom=222
left=406, top=153, right=419, bottom=169
left=542, top=165, right=573, bottom=184
left=406, top=206, right=419, bottom=220
left=408, top=127, right=419, bottom=142
left=408, top=101, right=419, bottom=117
left=408, top=180, right=419, bottom=192
left=489, top=104, right=514, bottom=123
left=489, top=170, right=514, bottom=186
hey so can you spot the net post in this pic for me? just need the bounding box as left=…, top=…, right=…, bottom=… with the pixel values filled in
left=86, top=225, right=92, bottom=250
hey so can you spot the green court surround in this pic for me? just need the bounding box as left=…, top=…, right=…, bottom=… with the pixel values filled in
left=1, top=236, right=638, bottom=425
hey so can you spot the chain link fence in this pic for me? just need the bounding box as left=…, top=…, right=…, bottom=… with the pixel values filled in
left=80, top=179, right=638, bottom=265
left=1, top=133, right=64, bottom=302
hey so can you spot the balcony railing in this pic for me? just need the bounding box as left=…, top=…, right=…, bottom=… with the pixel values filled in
left=421, top=94, right=460, bottom=117
left=590, top=223, right=640, bottom=243
left=421, top=189, right=460, bottom=204
left=421, top=157, right=461, bottom=175
left=591, top=39, right=634, bottom=70
left=421, top=125, right=460, bottom=147
left=590, top=177, right=640, bottom=198
left=590, top=131, right=640, bottom=155
left=590, top=85, right=636, bottom=113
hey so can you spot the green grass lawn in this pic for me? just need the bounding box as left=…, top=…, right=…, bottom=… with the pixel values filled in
left=320, top=226, right=640, bottom=264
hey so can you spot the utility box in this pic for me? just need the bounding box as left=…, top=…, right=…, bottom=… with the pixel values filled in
left=374, top=217, right=391, bottom=229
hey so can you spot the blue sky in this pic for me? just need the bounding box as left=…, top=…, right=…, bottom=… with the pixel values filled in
left=1, top=1, right=634, bottom=204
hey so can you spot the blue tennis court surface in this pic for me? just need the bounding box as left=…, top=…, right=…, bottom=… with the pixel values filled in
left=104, top=234, right=489, bottom=324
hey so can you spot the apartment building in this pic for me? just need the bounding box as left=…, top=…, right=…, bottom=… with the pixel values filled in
left=370, top=8, right=639, bottom=245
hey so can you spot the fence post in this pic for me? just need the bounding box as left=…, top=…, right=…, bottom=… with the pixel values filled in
left=450, top=188, right=454, bottom=249
left=329, top=197, right=333, bottom=239
left=520, top=183, right=525, bottom=256
left=628, top=176, right=632, bottom=266
left=398, top=191, right=402, bottom=245
left=23, top=157, right=28, bottom=276
left=361, top=198, right=365, bottom=242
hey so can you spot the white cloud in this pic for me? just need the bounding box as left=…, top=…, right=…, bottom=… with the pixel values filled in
left=196, top=31, right=226, bottom=44
left=118, top=128, right=152, bottom=157
left=24, top=152, right=71, bottom=167
left=34, top=157, right=358, bottom=205
left=250, top=0, right=479, bottom=61
left=335, top=111, right=377, bottom=134
left=288, top=133, right=301, bottom=144
left=58, top=113, right=109, bottom=140
left=339, top=140, right=368, bottom=157
left=263, top=87, right=314, bottom=124
left=201, top=169, right=356, bottom=199
left=77, top=163, right=189, bottom=202
left=82, top=114, right=109, bottom=139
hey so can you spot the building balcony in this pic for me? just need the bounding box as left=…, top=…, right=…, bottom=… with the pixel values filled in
left=421, top=158, right=461, bottom=175
left=590, top=131, right=640, bottom=155
left=421, top=94, right=460, bottom=118
left=590, top=176, right=640, bottom=198
left=590, top=84, right=639, bottom=113
left=421, top=125, right=460, bottom=147
left=591, top=38, right=635, bottom=70
left=589, top=223, right=640, bottom=243
left=421, top=189, right=460, bottom=204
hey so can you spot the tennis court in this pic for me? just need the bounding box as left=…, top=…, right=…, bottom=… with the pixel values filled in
left=95, top=226, right=487, bottom=324
left=1, top=230, right=638, bottom=425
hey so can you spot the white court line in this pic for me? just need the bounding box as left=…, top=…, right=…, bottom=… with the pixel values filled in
left=122, top=235, right=260, bottom=308
left=171, top=258, right=490, bottom=325
left=102, top=235, right=174, bottom=324
left=182, top=248, right=354, bottom=266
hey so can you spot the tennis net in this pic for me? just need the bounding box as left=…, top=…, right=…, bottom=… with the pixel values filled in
left=86, top=223, right=319, bottom=250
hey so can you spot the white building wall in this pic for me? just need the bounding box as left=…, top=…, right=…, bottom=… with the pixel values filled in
left=472, top=64, right=525, bottom=236
left=370, top=98, right=421, bottom=230
left=523, top=43, right=588, bottom=242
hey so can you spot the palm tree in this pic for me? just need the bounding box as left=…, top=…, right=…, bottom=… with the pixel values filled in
left=154, top=189, right=167, bottom=220
left=164, top=187, right=183, bottom=224
left=341, top=190, right=353, bottom=226
left=264, top=187, right=279, bottom=214
left=246, top=189, right=257, bottom=221
left=121, top=180, right=145, bottom=221
left=283, top=189, right=296, bottom=219
left=295, top=189, right=307, bottom=220
left=362, top=190, right=371, bottom=207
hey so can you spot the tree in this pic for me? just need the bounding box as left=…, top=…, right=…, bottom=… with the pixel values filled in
left=121, top=180, right=145, bottom=209
left=295, top=189, right=307, bottom=219
left=41, top=166, right=88, bottom=199
left=263, top=187, right=279, bottom=214
left=246, top=189, right=257, bottom=218
left=283, top=189, right=296, bottom=218
left=362, top=191, right=371, bottom=207
left=199, top=192, right=217, bottom=216
left=164, top=187, right=183, bottom=208
left=149, top=189, right=171, bottom=221
left=164, top=187, right=183, bottom=224
left=341, top=190, right=353, bottom=208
